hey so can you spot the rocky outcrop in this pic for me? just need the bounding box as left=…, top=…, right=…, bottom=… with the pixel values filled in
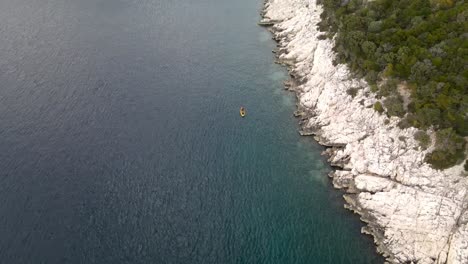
left=260, top=0, right=468, bottom=263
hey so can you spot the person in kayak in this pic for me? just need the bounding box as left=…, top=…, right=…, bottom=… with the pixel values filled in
left=240, top=107, right=246, bottom=117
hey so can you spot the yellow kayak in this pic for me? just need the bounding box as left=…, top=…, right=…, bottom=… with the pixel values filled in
left=240, top=107, right=246, bottom=117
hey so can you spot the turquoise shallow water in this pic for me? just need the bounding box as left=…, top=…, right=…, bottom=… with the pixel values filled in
left=0, top=0, right=383, bottom=263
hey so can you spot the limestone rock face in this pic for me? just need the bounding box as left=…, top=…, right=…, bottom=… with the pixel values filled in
left=261, top=0, right=468, bottom=263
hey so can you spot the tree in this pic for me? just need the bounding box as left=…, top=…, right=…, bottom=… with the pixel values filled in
left=410, top=59, right=435, bottom=83
left=361, top=41, right=377, bottom=57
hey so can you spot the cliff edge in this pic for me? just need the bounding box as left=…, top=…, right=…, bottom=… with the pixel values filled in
left=260, top=0, right=468, bottom=263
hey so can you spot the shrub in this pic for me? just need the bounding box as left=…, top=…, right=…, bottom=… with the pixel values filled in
left=425, top=128, right=466, bottom=169
left=318, top=34, right=328, bottom=40
left=374, top=101, right=384, bottom=113
left=398, top=118, right=411, bottom=129
left=410, top=59, right=436, bottom=83
left=414, top=130, right=431, bottom=150
left=347, top=87, right=359, bottom=98
left=368, top=21, right=382, bottom=33
left=378, top=79, right=399, bottom=98
left=365, top=71, right=379, bottom=85
left=414, top=107, right=441, bottom=130
left=384, top=95, right=405, bottom=117
left=398, top=114, right=420, bottom=129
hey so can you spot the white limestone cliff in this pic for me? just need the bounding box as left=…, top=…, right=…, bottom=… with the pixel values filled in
left=260, top=0, right=468, bottom=263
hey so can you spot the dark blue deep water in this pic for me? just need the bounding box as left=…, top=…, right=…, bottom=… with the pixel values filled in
left=0, top=0, right=384, bottom=263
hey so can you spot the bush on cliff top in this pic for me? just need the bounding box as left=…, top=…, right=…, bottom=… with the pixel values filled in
left=424, top=128, right=466, bottom=169
left=374, top=101, right=384, bottom=113
left=414, top=130, right=431, bottom=150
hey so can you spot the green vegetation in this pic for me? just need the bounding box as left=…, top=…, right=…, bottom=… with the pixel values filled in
left=425, top=128, right=466, bottom=169
left=318, top=0, right=467, bottom=169
left=414, top=130, right=431, bottom=150
left=374, top=101, right=384, bottom=113
left=384, top=95, right=405, bottom=117
left=347, top=87, right=360, bottom=97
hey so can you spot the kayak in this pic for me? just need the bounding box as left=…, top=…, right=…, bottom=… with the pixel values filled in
left=240, top=107, right=246, bottom=117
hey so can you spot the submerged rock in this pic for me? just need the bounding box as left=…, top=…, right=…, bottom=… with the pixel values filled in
left=261, top=0, right=468, bottom=263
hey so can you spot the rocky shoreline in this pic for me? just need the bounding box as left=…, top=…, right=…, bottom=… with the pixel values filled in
left=260, top=0, right=468, bottom=263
